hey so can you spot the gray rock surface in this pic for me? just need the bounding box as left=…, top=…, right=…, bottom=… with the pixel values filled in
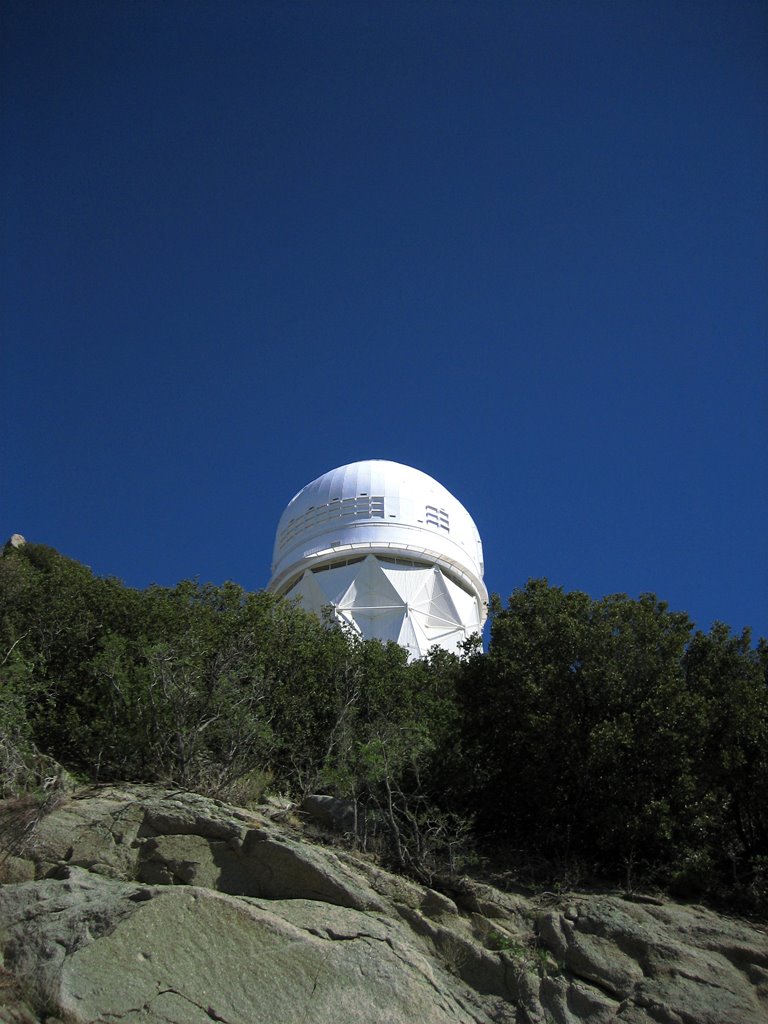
left=0, top=785, right=766, bottom=1024
left=3, top=875, right=483, bottom=1024
left=302, top=792, right=358, bottom=832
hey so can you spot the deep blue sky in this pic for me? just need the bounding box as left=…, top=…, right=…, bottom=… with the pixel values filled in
left=2, top=0, right=766, bottom=637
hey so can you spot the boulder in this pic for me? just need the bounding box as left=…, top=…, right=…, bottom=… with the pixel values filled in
left=1, top=785, right=767, bottom=1024
left=136, top=829, right=385, bottom=910
left=535, top=896, right=768, bottom=1024
left=1, top=873, right=492, bottom=1024
left=302, top=793, right=357, bottom=832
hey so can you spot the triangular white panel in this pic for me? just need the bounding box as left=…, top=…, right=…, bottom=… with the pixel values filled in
left=379, top=563, right=432, bottom=605
left=337, top=555, right=405, bottom=612
left=446, top=584, right=481, bottom=631
left=351, top=607, right=406, bottom=644
left=411, top=570, right=463, bottom=630
left=409, top=602, right=463, bottom=637
left=336, top=607, right=363, bottom=638
left=396, top=613, right=421, bottom=656
left=290, top=570, right=333, bottom=616
left=407, top=607, right=463, bottom=655
left=417, top=620, right=466, bottom=645
left=312, top=562, right=363, bottom=605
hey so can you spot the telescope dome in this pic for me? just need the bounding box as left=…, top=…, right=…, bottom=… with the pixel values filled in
left=268, top=460, right=487, bottom=659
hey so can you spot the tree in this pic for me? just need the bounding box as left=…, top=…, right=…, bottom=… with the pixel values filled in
left=459, top=580, right=698, bottom=873
left=684, top=624, right=768, bottom=865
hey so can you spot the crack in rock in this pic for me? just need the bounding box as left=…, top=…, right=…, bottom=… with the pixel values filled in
left=304, top=925, right=390, bottom=943
left=133, top=986, right=236, bottom=1024
left=563, top=964, right=629, bottom=1002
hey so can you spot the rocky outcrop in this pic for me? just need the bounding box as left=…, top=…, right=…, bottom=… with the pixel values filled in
left=0, top=786, right=766, bottom=1024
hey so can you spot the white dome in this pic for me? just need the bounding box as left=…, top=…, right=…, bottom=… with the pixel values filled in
left=267, top=460, right=487, bottom=658
left=269, top=460, right=485, bottom=594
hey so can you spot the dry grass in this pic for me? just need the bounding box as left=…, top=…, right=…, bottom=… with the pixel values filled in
left=0, top=787, right=67, bottom=866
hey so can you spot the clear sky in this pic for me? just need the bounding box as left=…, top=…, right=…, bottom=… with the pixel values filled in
left=2, top=0, right=766, bottom=637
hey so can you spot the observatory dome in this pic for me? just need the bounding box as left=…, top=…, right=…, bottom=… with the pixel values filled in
left=268, top=460, right=487, bottom=659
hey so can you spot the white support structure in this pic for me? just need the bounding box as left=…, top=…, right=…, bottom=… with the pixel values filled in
left=268, top=460, right=487, bottom=659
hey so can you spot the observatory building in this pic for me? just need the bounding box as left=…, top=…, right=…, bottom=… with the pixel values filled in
left=268, top=460, right=487, bottom=659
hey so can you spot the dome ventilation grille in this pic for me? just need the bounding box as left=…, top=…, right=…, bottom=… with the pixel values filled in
left=279, top=495, right=385, bottom=550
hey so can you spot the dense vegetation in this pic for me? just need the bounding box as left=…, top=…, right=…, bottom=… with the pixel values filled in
left=1, top=541, right=766, bottom=913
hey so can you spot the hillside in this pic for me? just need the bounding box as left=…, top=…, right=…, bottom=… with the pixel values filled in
left=2, top=784, right=767, bottom=1024
left=1, top=538, right=767, bottom=913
